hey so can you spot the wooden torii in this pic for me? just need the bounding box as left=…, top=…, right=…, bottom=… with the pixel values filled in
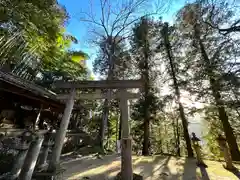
left=48, top=79, right=143, bottom=180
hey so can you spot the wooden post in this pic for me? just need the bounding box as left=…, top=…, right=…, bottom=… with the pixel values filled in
left=217, top=134, right=235, bottom=170
left=34, top=105, right=42, bottom=130
left=120, top=89, right=133, bottom=180
left=19, top=135, right=44, bottom=180
left=36, top=130, right=53, bottom=170
left=48, top=89, right=76, bottom=172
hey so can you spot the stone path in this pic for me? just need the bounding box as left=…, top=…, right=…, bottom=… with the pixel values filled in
left=61, top=154, right=240, bottom=180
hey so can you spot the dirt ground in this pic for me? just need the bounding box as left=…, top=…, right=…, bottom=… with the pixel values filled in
left=61, top=154, right=240, bottom=180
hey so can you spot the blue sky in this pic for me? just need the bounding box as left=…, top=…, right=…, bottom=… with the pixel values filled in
left=57, top=0, right=187, bottom=74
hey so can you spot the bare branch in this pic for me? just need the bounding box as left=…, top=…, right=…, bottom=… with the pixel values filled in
left=79, top=0, right=168, bottom=81
left=80, top=0, right=164, bottom=41
left=201, top=0, right=240, bottom=35
left=219, top=25, right=240, bottom=35
left=99, top=0, right=109, bottom=36
left=211, top=39, right=230, bottom=61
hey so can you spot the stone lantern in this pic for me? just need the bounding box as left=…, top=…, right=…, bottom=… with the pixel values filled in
left=216, top=134, right=235, bottom=170
left=36, top=129, right=54, bottom=170
left=0, top=130, right=34, bottom=179
left=191, top=132, right=207, bottom=167
left=8, top=130, right=33, bottom=179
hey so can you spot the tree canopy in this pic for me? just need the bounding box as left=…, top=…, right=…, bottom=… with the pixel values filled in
left=2, top=0, right=240, bottom=161
left=0, top=0, right=89, bottom=81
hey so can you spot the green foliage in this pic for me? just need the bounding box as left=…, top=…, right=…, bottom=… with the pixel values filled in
left=202, top=105, right=223, bottom=159
left=176, top=1, right=240, bottom=160
left=88, top=0, right=240, bottom=159
left=130, top=17, right=165, bottom=155
left=3, top=0, right=240, bottom=159
left=0, top=0, right=67, bottom=63
left=93, top=37, right=132, bottom=79
left=0, top=0, right=89, bottom=81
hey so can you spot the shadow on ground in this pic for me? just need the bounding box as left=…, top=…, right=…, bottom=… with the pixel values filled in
left=199, top=166, right=210, bottom=180
left=63, top=155, right=199, bottom=180
left=181, top=158, right=197, bottom=180
left=227, top=167, right=240, bottom=179
left=62, top=154, right=120, bottom=179
left=62, top=154, right=240, bottom=180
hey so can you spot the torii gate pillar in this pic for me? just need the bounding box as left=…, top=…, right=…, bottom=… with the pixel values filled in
left=120, top=89, right=133, bottom=180
left=48, top=89, right=76, bottom=171
left=52, top=79, right=143, bottom=179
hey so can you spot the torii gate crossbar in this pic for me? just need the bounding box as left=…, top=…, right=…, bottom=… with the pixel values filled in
left=49, top=80, right=143, bottom=180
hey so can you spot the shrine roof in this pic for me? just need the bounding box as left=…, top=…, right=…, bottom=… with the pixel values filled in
left=0, top=70, right=65, bottom=110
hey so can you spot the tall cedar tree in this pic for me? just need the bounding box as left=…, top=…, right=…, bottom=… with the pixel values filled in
left=160, top=22, right=194, bottom=157
left=133, top=17, right=150, bottom=155
left=179, top=3, right=240, bottom=160
left=94, top=37, right=132, bottom=150
left=131, top=17, right=161, bottom=155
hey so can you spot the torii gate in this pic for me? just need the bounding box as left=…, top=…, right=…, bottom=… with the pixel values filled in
left=48, top=79, right=143, bottom=180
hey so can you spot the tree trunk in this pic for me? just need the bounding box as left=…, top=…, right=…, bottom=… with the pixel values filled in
left=178, top=104, right=193, bottom=157
left=99, top=40, right=116, bottom=152
left=142, top=86, right=150, bottom=155
left=211, top=81, right=240, bottom=161
left=142, top=44, right=150, bottom=156
left=173, top=117, right=180, bottom=156
left=176, top=118, right=181, bottom=156
left=195, top=25, right=240, bottom=161
left=118, top=112, right=122, bottom=140
left=142, top=118, right=150, bottom=155
left=99, top=99, right=109, bottom=152
left=161, top=23, right=194, bottom=157
left=72, top=113, right=80, bottom=147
